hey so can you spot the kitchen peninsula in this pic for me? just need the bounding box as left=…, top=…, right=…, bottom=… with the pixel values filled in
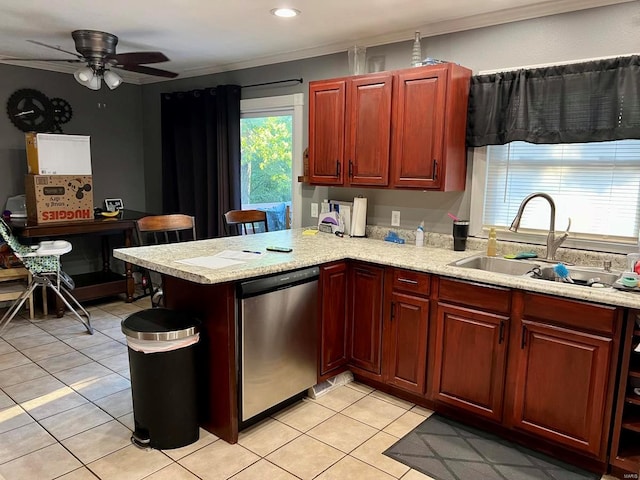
left=114, top=229, right=640, bottom=475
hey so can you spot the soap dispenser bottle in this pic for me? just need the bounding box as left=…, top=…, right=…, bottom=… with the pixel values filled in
left=416, top=222, right=425, bottom=247
left=487, top=227, right=497, bottom=257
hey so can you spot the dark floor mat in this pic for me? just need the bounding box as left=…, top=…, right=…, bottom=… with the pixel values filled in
left=383, top=414, right=600, bottom=480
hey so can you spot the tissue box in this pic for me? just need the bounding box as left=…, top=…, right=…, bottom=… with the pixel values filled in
left=25, top=175, right=94, bottom=224
left=25, top=133, right=92, bottom=175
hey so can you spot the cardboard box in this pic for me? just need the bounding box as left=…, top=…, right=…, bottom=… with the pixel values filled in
left=25, top=133, right=92, bottom=175
left=25, top=175, right=94, bottom=224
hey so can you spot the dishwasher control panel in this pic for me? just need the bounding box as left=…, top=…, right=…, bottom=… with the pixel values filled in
left=239, top=266, right=320, bottom=298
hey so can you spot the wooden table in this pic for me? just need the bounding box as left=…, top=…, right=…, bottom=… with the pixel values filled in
left=8, top=210, right=148, bottom=316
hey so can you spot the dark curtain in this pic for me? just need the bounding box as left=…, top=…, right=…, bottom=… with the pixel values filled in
left=161, top=85, right=241, bottom=239
left=466, top=55, right=640, bottom=147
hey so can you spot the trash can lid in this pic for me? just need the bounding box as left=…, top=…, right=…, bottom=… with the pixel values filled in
left=121, top=308, right=200, bottom=341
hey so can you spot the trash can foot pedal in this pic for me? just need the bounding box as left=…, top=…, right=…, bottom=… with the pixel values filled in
left=130, top=433, right=152, bottom=450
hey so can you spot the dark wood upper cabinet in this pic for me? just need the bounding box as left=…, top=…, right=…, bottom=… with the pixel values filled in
left=348, top=263, right=384, bottom=375
left=308, top=63, right=471, bottom=191
left=309, top=79, right=346, bottom=185
left=319, top=262, right=348, bottom=377
left=390, top=64, right=470, bottom=190
left=345, top=74, right=393, bottom=186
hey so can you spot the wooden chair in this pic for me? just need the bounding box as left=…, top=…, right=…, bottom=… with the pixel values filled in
left=135, top=214, right=196, bottom=306
left=223, top=210, right=268, bottom=235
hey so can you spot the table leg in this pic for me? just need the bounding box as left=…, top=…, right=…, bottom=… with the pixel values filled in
left=124, top=229, right=134, bottom=303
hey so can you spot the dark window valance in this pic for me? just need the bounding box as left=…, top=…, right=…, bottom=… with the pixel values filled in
left=466, top=55, right=640, bottom=147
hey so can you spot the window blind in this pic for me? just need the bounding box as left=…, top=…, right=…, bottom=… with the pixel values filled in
left=484, top=140, right=640, bottom=242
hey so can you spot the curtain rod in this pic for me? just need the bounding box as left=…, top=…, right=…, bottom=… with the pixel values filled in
left=478, top=53, right=639, bottom=75
left=241, top=78, right=303, bottom=89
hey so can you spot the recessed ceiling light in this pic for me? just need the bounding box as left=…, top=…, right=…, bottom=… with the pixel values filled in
left=271, top=8, right=300, bottom=18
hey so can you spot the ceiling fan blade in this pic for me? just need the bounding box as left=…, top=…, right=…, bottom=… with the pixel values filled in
left=116, top=64, right=178, bottom=78
left=1, top=58, right=83, bottom=62
left=112, top=51, right=169, bottom=65
left=27, top=39, right=83, bottom=59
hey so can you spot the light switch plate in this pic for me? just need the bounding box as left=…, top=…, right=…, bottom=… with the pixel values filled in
left=391, top=210, right=400, bottom=226
left=311, top=203, right=319, bottom=218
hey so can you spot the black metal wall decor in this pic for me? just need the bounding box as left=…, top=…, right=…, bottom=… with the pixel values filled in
left=6, top=89, right=73, bottom=133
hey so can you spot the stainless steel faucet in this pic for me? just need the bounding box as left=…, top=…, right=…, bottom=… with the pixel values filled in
left=509, top=192, right=571, bottom=262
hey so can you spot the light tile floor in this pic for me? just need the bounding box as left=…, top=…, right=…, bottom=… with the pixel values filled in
left=0, top=297, right=617, bottom=480
left=0, top=296, right=436, bottom=480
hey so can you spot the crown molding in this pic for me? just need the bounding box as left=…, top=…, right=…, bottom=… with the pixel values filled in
left=1, top=0, right=632, bottom=86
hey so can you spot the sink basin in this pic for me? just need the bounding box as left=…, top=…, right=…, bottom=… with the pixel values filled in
left=449, top=255, right=621, bottom=287
left=449, top=255, right=539, bottom=276
left=532, top=265, right=620, bottom=286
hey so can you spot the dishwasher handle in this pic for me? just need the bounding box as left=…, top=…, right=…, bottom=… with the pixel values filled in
left=239, top=266, right=320, bottom=298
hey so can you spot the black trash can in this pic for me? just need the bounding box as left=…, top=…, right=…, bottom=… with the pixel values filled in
left=122, top=308, right=201, bottom=450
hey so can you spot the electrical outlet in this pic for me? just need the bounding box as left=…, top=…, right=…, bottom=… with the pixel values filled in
left=391, top=210, right=401, bottom=226
left=311, top=203, right=319, bottom=218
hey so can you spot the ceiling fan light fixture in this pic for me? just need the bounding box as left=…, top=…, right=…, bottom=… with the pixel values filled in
left=86, top=74, right=102, bottom=91
left=271, top=7, right=300, bottom=17
left=73, top=66, right=94, bottom=84
left=103, top=70, right=123, bottom=90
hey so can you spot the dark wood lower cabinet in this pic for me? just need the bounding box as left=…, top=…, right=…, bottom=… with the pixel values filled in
left=509, top=319, right=613, bottom=457
left=432, top=302, right=508, bottom=422
left=385, top=291, right=429, bottom=394
left=348, top=263, right=384, bottom=374
left=319, top=262, right=348, bottom=377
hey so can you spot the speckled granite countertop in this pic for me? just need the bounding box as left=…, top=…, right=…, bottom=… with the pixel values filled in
left=113, top=228, right=640, bottom=309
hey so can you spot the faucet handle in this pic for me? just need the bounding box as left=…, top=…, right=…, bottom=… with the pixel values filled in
left=564, top=217, right=572, bottom=234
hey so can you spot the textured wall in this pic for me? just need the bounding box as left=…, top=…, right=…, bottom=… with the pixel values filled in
left=140, top=2, right=640, bottom=234
left=0, top=64, right=145, bottom=212
left=0, top=64, right=145, bottom=273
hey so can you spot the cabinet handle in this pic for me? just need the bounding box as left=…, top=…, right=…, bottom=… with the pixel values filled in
left=390, top=302, right=395, bottom=321
left=349, top=160, right=353, bottom=178
left=521, top=325, right=527, bottom=349
left=499, top=321, right=504, bottom=344
left=336, top=160, right=341, bottom=177
left=397, top=278, right=418, bottom=285
left=432, top=159, right=438, bottom=180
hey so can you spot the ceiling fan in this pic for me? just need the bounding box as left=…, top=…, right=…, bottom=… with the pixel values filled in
left=5, top=30, right=178, bottom=90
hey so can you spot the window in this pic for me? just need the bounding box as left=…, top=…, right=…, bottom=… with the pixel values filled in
left=472, top=140, right=640, bottom=249
left=240, top=94, right=304, bottom=229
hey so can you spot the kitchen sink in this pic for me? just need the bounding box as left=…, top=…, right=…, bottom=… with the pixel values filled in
left=449, top=255, right=539, bottom=276
left=450, top=254, right=621, bottom=287
left=530, top=265, right=620, bottom=286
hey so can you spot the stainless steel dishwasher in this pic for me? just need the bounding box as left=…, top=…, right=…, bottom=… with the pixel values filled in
left=238, top=266, right=319, bottom=424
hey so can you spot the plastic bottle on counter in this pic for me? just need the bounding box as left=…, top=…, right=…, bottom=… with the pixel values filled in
left=487, top=227, right=497, bottom=257
left=416, top=222, right=425, bottom=247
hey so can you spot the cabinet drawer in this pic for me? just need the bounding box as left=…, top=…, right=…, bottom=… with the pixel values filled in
left=522, top=292, right=617, bottom=335
left=391, top=269, right=430, bottom=296
left=438, top=278, right=511, bottom=314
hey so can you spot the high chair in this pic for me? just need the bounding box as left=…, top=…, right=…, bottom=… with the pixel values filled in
left=0, top=218, right=93, bottom=335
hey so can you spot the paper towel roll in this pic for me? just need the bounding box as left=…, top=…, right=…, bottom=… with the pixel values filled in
left=351, top=197, right=367, bottom=237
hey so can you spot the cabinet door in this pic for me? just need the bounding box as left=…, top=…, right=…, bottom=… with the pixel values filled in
left=510, top=320, right=612, bottom=456
left=345, top=74, right=392, bottom=186
left=432, top=303, right=508, bottom=422
left=349, top=263, right=384, bottom=374
left=309, top=79, right=346, bottom=185
left=390, top=66, right=447, bottom=189
left=320, top=262, right=348, bottom=376
left=386, top=291, right=429, bottom=394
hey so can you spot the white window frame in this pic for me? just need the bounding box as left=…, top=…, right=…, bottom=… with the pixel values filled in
left=240, top=93, right=304, bottom=229
left=469, top=145, right=640, bottom=254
